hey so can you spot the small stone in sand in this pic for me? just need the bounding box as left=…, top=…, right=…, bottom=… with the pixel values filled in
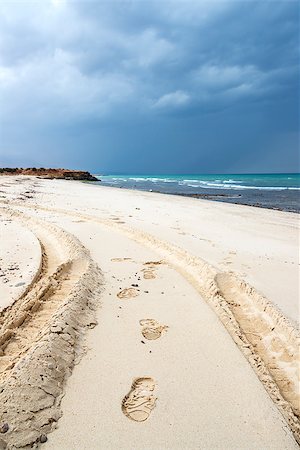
left=39, top=434, right=48, bottom=443
left=0, top=423, right=9, bottom=434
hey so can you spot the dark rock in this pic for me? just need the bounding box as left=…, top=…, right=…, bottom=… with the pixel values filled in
left=0, top=423, right=8, bottom=434
left=39, top=434, right=48, bottom=443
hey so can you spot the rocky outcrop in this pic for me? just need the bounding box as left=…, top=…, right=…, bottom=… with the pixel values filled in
left=0, top=168, right=98, bottom=181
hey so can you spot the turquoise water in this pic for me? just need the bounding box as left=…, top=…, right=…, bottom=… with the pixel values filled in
left=95, top=173, right=300, bottom=212
left=97, top=173, right=300, bottom=190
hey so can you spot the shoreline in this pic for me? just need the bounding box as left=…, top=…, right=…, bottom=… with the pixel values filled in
left=1, top=172, right=299, bottom=212
left=94, top=174, right=300, bottom=213
left=127, top=186, right=300, bottom=213
left=0, top=176, right=299, bottom=448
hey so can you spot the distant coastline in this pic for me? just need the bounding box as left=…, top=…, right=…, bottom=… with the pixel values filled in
left=0, top=167, right=98, bottom=181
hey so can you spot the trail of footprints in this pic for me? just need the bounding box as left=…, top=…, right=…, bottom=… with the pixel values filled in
left=112, top=258, right=166, bottom=422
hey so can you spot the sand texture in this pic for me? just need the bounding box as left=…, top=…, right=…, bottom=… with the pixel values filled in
left=0, top=220, right=42, bottom=311
left=0, top=175, right=299, bottom=449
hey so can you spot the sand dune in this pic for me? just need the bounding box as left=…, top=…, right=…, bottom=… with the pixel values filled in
left=0, top=176, right=299, bottom=449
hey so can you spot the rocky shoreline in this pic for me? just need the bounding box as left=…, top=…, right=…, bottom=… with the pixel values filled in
left=0, top=168, right=98, bottom=181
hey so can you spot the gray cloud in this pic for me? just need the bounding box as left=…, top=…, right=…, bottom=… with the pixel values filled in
left=0, top=0, right=298, bottom=172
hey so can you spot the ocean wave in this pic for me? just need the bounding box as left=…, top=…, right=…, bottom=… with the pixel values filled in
left=185, top=182, right=300, bottom=190
left=207, top=184, right=299, bottom=191
left=128, top=177, right=176, bottom=183
left=223, top=179, right=242, bottom=184
left=178, top=179, right=299, bottom=191
left=102, top=176, right=300, bottom=191
left=179, top=179, right=242, bottom=186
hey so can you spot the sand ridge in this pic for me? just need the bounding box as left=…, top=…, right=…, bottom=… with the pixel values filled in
left=0, top=207, right=103, bottom=449
left=216, top=272, right=300, bottom=422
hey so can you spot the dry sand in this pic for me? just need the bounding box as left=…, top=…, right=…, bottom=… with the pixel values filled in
left=0, top=220, right=42, bottom=311
left=0, top=175, right=299, bottom=449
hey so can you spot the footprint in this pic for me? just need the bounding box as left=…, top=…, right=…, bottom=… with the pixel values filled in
left=111, top=257, right=132, bottom=262
left=111, top=217, right=125, bottom=224
left=142, top=268, right=156, bottom=279
left=144, top=261, right=164, bottom=266
left=122, top=377, right=157, bottom=422
left=141, top=261, right=164, bottom=279
left=139, top=319, right=168, bottom=340
left=117, top=288, right=139, bottom=299
left=222, top=260, right=233, bottom=266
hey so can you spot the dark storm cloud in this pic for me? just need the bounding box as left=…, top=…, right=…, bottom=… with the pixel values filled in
left=0, top=0, right=299, bottom=172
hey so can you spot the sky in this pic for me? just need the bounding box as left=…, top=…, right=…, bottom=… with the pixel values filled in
left=0, top=0, right=299, bottom=174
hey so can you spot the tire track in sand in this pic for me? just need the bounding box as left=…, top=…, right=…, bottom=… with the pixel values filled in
left=1, top=200, right=300, bottom=444
left=0, top=207, right=103, bottom=449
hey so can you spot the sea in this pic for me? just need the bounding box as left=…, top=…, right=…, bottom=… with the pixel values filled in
left=94, top=173, right=300, bottom=213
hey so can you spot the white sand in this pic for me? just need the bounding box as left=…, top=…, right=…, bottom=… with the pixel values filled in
left=16, top=178, right=299, bottom=323
left=0, top=176, right=299, bottom=449
left=0, top=220, right=42, bottom=311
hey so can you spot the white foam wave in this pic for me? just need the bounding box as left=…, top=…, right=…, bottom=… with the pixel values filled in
left=128, top=177, right=176, bottom=183
left=102, top=176, right=300, bottom=191
left=174, top=179, right=299, bottom=191
left=223, top=179, right=241, bottom=184
left=185, top=181, right=300, bottom=190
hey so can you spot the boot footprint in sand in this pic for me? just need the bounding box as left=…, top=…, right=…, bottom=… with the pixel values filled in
left=139, top=319, right=168, bottom=340
left=122, top=377, right=157, bottom=422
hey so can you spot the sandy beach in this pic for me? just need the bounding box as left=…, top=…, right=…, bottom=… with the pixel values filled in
left=0, top=175, right=299, bottom=449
